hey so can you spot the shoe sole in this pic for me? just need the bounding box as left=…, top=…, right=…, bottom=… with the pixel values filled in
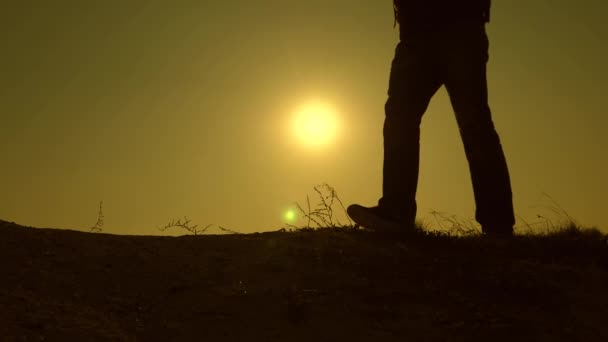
left=347, top=205, right=405, bottom=233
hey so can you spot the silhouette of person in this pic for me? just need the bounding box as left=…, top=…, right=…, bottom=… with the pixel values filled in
left=348, top=0, right=515, bottom=236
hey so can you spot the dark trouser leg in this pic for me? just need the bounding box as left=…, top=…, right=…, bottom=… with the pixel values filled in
left=379, top=40, right=442, bottom=223
left=443, top=29, right=515, bottom=230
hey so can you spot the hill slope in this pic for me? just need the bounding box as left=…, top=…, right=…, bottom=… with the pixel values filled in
left=1, top=220, right=607, bottom=341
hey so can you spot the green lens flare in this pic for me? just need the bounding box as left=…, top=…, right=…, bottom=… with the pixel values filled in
left=284, top=209, right=296, bottom=222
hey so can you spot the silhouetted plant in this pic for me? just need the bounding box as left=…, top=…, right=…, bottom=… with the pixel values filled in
left=90, top=201, right=104, bottom=233
left=288, top=183, right=354, bottom=230
left=217, top=226, right=240, bottom=234
left=427, top=193, right=593, bottom=237
left=159, top=216, right=212, bottom=235
left=429, top=210, right=480, bottom=236
left=518, top=193, right=581, bottom=234
left=158, top=218, right=241, bottom=235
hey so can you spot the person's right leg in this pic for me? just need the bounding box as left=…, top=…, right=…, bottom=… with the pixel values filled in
left=379, top=39, right=443, bottom=225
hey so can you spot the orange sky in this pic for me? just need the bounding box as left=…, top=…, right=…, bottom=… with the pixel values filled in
left=1, top=0, right=606, bottom=234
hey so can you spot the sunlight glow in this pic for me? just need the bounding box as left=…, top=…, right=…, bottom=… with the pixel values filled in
left=292, top=100, right=339, bottom=149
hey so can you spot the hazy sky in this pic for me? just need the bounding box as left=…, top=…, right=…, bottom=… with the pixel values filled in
left=1, top=1, right=607, bottom=235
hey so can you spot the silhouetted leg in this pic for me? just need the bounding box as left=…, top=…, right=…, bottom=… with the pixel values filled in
left=443, top=29, right=515, bottom=230
left=379, top=39, right=443, bottom=223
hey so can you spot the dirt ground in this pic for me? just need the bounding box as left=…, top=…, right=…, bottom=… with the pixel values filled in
left=1, top=220, right=607, bottom=341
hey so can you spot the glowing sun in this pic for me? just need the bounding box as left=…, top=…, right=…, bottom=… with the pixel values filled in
left=292, top=101, right=339, bottom=149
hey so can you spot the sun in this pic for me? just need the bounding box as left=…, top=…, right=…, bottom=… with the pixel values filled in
left=292, top=101, right=339, bottom=149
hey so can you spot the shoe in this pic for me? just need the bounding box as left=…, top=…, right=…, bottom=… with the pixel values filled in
left=347, top=204, right=414, bottom=233
left=482, top=225, right=514, bottom=237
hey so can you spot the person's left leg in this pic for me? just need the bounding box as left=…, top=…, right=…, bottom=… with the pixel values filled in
left=443, top=27, right=515, bottom=234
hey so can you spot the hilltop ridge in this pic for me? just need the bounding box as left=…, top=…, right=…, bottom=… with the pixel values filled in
left=1, top=220, right=607, bottom=341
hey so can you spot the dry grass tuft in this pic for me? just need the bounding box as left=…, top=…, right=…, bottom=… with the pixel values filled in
left=287, top=183, right=354, bottom=231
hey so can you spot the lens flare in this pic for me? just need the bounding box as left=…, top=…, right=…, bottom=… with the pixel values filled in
left=283, top=209, right=297, bottom=223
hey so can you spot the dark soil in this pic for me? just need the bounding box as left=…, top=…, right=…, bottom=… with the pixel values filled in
left=1, top=220, right=607, bottom=342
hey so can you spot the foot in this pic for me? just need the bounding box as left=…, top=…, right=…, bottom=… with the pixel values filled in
left=482, top=225, right=514, bottom=238
left=347, top=204, right=414, bottom=233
